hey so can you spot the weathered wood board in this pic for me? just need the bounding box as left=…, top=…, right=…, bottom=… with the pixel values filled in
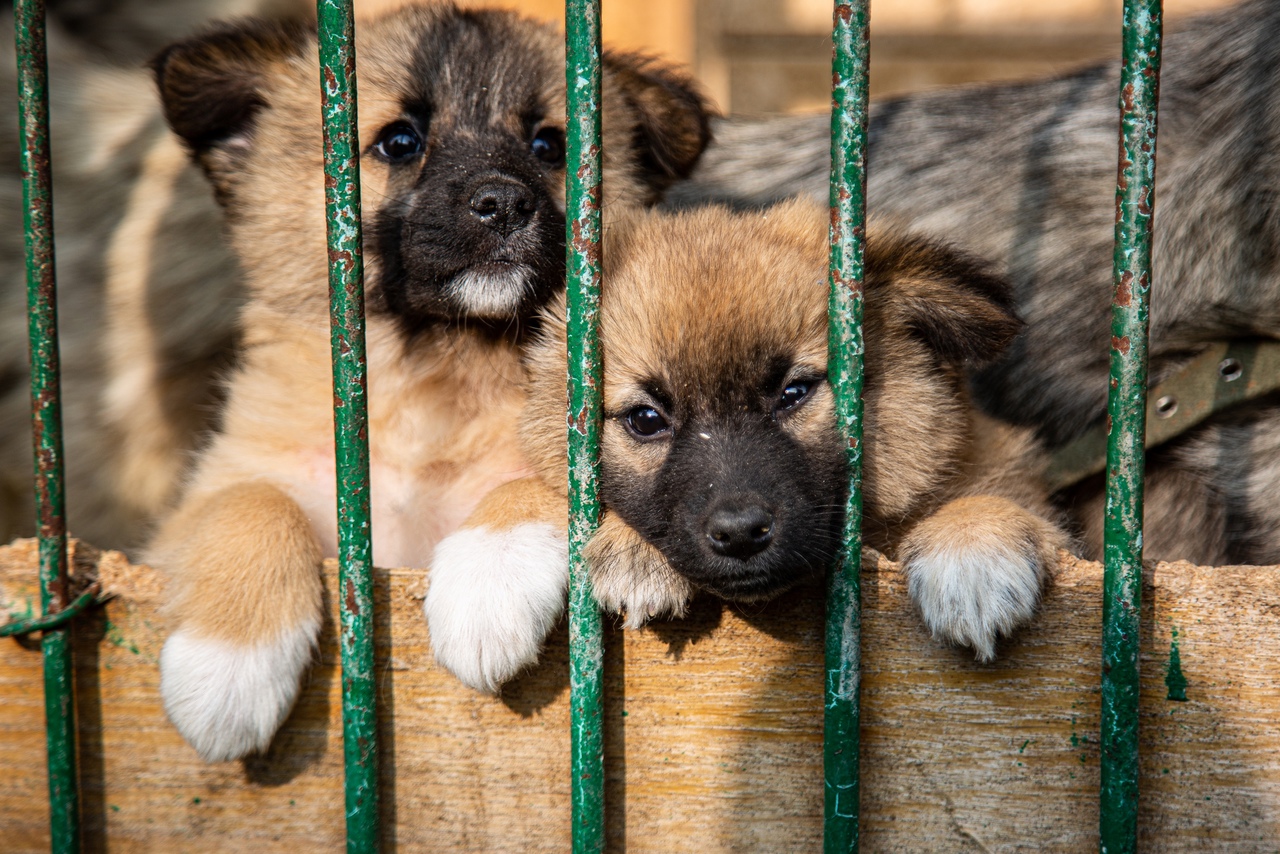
left=1, top=538, right=1278, bottom=851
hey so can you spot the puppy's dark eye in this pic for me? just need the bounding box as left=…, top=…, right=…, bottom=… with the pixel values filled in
left=373, top=122, right=423, bottom=163
left=776, top=381, right=812, bottom=413
left=530, top=127, right=565, bottom=167
left=624, top=406, right=670, bottom=439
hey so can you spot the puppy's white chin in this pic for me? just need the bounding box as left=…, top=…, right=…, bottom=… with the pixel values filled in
left=447, top=265, right=530, bottom=318
left=425, top=523, right=568, bottom=693
left=160, top=619, right=319, bottom=763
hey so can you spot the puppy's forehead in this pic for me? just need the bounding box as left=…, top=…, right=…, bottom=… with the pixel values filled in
left=602, top=206, right=830, bottom=413
left=363, top=8, right=564, bottom=132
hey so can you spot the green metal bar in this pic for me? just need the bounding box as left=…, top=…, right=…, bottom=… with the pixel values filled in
left=315, top=2, right=378, bottom=850
left=0, top=587, right=102, bottom=639
left=824, top=2, right=870, bottom=851
left=565, top=0, right=605, bottom=849
left=15, top=0, right=81, bottom=849
left=1101, top=1, right=1162, bottom=851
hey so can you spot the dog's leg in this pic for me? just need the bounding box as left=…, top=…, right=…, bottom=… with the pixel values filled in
left=899, top=495, right=1067, bottom=661
left=150, top=482, right=323, bottom=762
left=586, top=513, right=692, bottom=629
left=425, top=476, right=569, bottom=693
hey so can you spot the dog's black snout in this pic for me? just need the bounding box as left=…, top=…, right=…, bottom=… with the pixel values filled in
left=704, top=502, right=775, bottom=559
left=469, top=179, right=536, bottom=237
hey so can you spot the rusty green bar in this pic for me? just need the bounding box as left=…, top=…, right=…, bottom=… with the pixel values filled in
left=824, top=2, right=870, bottom=851
left=565, top=0, right=605, bottom=849
left=315, top=1, right=378, bottom=850
left=1101, top=0, right=1162, bottom=851
left=15, top=0, right=81, bottom=849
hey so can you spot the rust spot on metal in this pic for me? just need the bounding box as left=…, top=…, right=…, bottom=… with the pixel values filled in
left=1121, top=82, right=1136, bottom=113
left=569, top=404, right=590, bottom=436
left=1115, top=272, right=1133, bottom=307
left=1112, top=336, right=1131, bottom=356
left=835, top=4, right=853, bottom=23
left=1137, top=186, right=1152, bottom=217
left=345, top=577, right=360, bottom=617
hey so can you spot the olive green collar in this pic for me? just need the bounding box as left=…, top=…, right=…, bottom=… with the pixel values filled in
left=1045, top=339, right=1280, bottom=493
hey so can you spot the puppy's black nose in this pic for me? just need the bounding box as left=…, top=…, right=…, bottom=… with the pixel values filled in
left=704, top=503, right=775, bottom=559
left=469, top=179, right=536, bottom=237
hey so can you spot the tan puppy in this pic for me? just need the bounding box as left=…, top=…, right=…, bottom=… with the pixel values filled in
left=427, top=199, right=1070, bottom=693
left=147, top=3, right=710, bottom=761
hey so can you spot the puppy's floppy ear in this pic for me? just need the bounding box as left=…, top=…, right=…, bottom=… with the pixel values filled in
left=866, top=229, right=1023, bottom=365
left=152, top=19, right=310, bottom=157
left=603, top=52, right=713, bottom=196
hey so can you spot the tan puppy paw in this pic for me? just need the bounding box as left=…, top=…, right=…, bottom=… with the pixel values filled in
left=149, top=482, right=324, bottom=762
left=425, top=522, right=568, bottom=693
left=899, top=495, right=1066, bottom=661
left=586, top=511, right=692, bottom=628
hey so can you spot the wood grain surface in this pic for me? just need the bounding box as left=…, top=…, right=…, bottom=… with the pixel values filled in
left=1, top=538, right=1277, bottom=851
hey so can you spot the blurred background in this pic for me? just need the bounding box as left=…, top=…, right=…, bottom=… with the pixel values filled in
left=44, top=0, right=1238, bottom=112
left=465, top=0, right=1236, bottom=113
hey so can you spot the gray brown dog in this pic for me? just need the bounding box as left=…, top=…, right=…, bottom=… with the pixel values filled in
left=426, top=200, right=1070, bottom=693
left=144, top=2, right=710, bottom=761
left=668, top=0, right=1280, bottom=568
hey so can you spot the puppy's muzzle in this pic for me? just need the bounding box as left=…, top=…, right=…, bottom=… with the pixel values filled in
left=469, top=178, right=536, bottom=238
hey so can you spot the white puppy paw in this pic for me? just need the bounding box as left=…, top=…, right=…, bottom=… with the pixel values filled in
left=160, top=618, right=319, bottom=762
left=900, top=496, right=1064, bottom=661
left=425, top=523, right=568, bottom=693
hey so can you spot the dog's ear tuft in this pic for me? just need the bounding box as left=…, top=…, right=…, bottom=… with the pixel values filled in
left=603, top=52, right=714, bottom=197
left=152, top=18, right=311, bottom=155
left=867, top=230, right=1024, bottom=365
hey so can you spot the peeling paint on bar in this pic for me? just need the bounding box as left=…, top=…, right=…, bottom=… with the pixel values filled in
left=315, top=1, right=379, bottom=850
left=15, top=0, right=80, bottom=849
left=565, top=0, right=605, bottom=850
left=1101, top=1, right=1162, bottom=852
left=825, top=1, right=870, bottom=851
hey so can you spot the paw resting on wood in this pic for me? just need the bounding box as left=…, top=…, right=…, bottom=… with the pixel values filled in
left=900, top=495, right=1067, bottom=661
left=160, top=620, right=319, bottom=762
left=425, top=523, right=568, bottom=693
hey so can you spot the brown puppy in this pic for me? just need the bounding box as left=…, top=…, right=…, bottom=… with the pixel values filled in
left=426, top=199, right=1070, bottom=693
left=147, top=3, right=710, bottom=761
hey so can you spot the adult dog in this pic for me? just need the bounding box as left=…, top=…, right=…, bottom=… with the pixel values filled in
left=427, top=200, right=1071, bottom=693
left=147, top=3, right=710, bottom=761
left=668, top=0, right=1280, bottom=567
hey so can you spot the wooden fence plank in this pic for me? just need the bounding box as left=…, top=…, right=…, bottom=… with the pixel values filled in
left=1, top=538, right=1277, bottom=851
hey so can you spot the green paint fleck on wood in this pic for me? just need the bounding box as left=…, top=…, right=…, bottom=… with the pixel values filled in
left=1166, top=627, right=1188, bottom=702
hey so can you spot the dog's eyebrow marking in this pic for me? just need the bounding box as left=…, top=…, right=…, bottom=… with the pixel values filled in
left=698, top=432, right=711, bottom=440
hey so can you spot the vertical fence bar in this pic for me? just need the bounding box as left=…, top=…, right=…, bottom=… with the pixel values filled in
left=315, top=2, right=379, bottom=850
left=15, top=0, right=80, bottom=849
left=1101, top=1, right=1162, bottom=851
left=565, top=0, right=605, bottom=849
left=825, top=1, right=870, bottom=851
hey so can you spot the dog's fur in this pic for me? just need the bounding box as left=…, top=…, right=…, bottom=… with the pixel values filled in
left=146, top=3, right=710, bottom=761
left=667, top=0, right=1280, bottom=567
left=426, top=200, right=1071, bottom=693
